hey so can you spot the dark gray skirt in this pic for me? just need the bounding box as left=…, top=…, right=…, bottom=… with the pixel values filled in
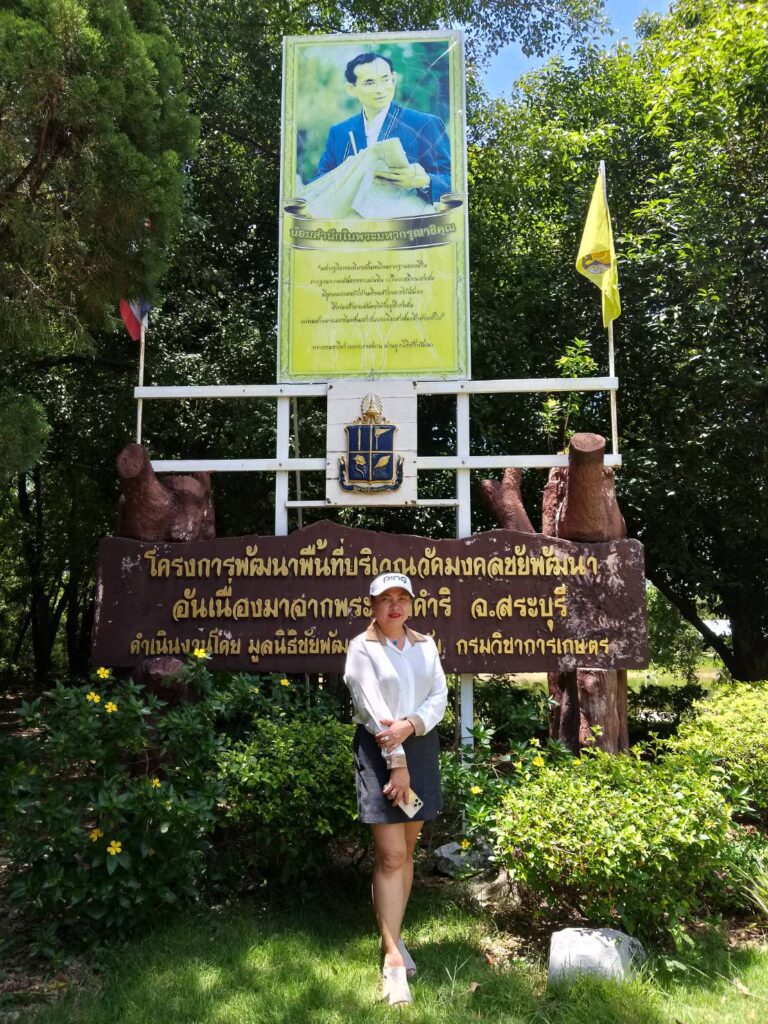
left=353, top=724, right=443, bottom=824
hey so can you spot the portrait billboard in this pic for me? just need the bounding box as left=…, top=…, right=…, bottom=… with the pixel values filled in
left=278, top=31, right=469, bottom=381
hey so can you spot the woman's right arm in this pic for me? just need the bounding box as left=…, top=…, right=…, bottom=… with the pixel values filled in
left=343, top=639, right=407, bottom=769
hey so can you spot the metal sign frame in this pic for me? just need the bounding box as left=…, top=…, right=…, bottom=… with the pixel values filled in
left=134, top=374, right=620, bottom=748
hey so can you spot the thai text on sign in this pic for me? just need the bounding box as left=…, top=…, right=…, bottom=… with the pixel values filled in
left=92, top=522, right=647, bottom=673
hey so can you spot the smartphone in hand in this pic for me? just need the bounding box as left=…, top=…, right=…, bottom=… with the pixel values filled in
left=396, top=788, right=424, bottom=818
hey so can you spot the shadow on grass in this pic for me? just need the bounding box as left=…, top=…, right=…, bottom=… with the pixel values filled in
left=26, top=878, right=680, bottom=1024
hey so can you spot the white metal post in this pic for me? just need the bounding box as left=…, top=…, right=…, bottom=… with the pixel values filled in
left=275, top=396, right=290, bottom=536
left=291, top=395, right=303, bottom=529
left=135, top=321, right=146, bottom=444
left=456, top=390, right=474, bottom=748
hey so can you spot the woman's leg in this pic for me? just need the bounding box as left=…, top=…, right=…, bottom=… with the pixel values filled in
left=370, top=823, right=408, bottom=967
left=370, top=821, right=425, bottom=965
left=401, top=820, right=424, bottom=915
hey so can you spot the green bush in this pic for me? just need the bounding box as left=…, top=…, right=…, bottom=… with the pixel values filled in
left=472, top=677, right=552, bottom=745
left=1, top=662, right=357, bottom=949
left=217, top=715, right=357, bottom=882
left=439, top=725, right=574, bottom=853
left=493, top=749, right=734, bottom=944
left=2, top=662, right=227, bottom=949
left=628, top=682, right=706, bottom=743
left=666, top=681, right=768, bottom=822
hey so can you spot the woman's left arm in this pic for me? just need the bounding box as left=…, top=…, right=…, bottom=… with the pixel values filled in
left=406, top=641, right=449, bottom=736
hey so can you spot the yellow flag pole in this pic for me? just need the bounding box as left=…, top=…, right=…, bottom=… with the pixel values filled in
left=599, top=159, right=619, bottom=457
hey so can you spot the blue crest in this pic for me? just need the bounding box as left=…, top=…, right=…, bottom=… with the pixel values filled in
left=338, top=395, right=404, bottom=493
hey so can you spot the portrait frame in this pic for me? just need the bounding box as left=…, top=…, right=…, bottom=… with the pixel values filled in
left=278, top=30, right=470, bottom=382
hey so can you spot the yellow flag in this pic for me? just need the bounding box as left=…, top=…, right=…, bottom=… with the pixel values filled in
left=575, top=172, right=621, bottom=327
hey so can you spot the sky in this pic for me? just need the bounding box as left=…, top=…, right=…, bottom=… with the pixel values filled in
left=483, top=0, right=671, bottom=97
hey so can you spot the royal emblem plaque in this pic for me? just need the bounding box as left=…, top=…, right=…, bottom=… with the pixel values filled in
left=326, top=380, right=416, bottom=505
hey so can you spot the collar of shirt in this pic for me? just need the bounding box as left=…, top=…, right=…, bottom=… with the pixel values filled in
left=364, top=620, right=428, bottom=645
left=363, top=103, right=391, bottom=147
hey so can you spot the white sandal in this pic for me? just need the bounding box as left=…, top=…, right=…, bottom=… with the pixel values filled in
left=381, top=965, right=412, bottom=1005
left=398, top=939, right=417, bottom=978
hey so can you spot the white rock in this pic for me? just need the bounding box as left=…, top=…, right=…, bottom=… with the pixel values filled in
left=547, top=927, right=646, bottom=985
left=433, top=841, right=493, bottom=877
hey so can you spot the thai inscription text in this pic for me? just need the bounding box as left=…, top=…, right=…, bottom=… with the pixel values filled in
left=92, top=523, right=647, bottom=673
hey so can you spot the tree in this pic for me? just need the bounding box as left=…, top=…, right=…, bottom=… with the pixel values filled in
left=0, top=0, right=195, bottom=681
left=0, top=0, right=196, bottom=477
left=467, top=0, right=768, bottom=679
left=1, top=0, right=603, bottom=682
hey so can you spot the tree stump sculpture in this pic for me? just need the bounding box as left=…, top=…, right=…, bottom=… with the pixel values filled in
left=480, top=434, right=630, bottom=754
left=115, top=443, right=216, bottom=689
left=478, top=468, right=535, bottom=534
left=543, top=433, right=628, bottom=753
left=117, top=442, right=215, bottom=543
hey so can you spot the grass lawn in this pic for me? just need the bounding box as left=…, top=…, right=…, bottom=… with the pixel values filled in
left=511, top=663, right=722, bottom=692
left=16, top=879, right=768, bottom=1024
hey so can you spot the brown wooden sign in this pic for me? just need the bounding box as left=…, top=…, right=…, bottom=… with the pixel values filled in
left=92, top=521, right=647, bottom=673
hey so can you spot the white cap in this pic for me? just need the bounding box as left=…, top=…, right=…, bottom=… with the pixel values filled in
left=369, top=572, right=415, bottom=598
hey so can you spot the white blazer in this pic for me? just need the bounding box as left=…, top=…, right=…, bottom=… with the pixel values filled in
left=343, top=621, right=448, bottom=768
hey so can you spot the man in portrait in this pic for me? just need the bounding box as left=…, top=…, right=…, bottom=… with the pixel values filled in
left=311, top=53, right=451, bottom=207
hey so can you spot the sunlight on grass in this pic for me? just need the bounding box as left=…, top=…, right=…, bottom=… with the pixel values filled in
left=27, top=888, right=768, bottom=1024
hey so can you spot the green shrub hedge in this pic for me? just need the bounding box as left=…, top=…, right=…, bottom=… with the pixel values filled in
left=217, top=716, right=357, bottom=882
left=666, top=681, right=768, bottom=821
left=493, top=749, right=735, bottom=944
left=2, top=665, right=226, bottom=949
left=1, top=663, right=357, bottom=948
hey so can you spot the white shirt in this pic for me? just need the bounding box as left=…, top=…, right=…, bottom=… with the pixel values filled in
left=363, top=104, right=391, bottom=148
left=344, top=621, right=448, bottom=769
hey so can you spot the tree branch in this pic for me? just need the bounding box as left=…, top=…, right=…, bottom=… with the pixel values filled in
left=646, top=568, right=734, bottom=668
left=1, top=119, right=50, bottom=201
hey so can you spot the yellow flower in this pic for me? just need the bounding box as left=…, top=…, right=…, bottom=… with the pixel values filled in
left=89, top=828, right=104, bottom=842
left=96, top=667, right=110, bottom=679
left=86, top=691, right=101, bottom=703
left=513, top=760, right=524, bottom=771
left=151, top=777, right=161, bottom=788
left=532, top=754, right=545, bottom=768
left=251, top=686, right=260, bottom=694
left=279, top=677, right=290, bottom=687
left=192, top=648, right=209, bottom=660
left=107, top=840, right=122, bottom=856
left=528, top=737, right=541, bottom=747
left=573, top=758, right=582, bottom=766
left=460, top=839, right=471, bottom=850
left=470, top=785, right=482, bottom=795
left=105, top=701, right=118, bottom=714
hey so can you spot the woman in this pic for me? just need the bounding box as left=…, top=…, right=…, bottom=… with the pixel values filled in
left=344, top=572, right=448, bottom=1006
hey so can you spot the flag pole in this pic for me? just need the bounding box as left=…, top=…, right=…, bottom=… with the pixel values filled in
left=599, top=160, right=619, bottom=456
left=136, top=319, right=146, bottom=445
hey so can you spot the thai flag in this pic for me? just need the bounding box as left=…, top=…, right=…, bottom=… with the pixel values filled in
left=119, top=299, right=151, bottom=342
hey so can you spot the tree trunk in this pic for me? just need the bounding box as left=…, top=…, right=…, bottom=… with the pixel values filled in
left=17, top=469, right=55, bottom=687
left=725, top=611, right=768, bottom=682
left=66, top=573, right=91, bottom=678
left=544, top=433, right=630, bottom=754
